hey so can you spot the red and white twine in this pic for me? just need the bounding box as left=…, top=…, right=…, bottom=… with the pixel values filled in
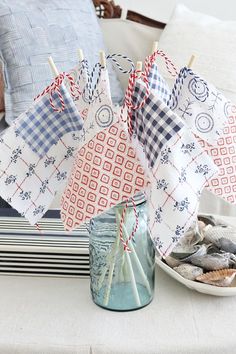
left=121, top=50, right=177, bottom=136
left=34, top=72, right=81, bottom=112
left=119, top=198, right=139, bottom=253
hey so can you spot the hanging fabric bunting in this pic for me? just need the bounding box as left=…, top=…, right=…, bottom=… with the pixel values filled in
left=131, top=81, right=184, bottom=166
left=60, top=65, right=149, bottom=231
left=69, top=59, right=90, bottom=120
left=0, top=69, right=84, bottom=224
left=127, top=69, right=218, bottom=257
left=168, top=67, right=235, bottom=205
left=0, top=124, right=79, bottom=224
left=14, top=73, right=83, bottom=158
left=60, top=114, right=149, bottom=231
left=198, top=105, right=236, bottom=205
left=148, top=62, right=171, bottom=103
left=0, top=61, right=120, bottom=225
left=168, top=67, right=231, bottom=145
left=68, top=64, right=117, bottom=149
left=148, top=122, right=218, bottom=257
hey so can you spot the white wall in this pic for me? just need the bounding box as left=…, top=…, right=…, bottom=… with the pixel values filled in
left=116, top=0, right=236, bottom=22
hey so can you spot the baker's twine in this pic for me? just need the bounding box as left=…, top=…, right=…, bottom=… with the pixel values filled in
left=34, top=72, right=81, bottom=112
left=119, top=198, right=139, bottom=252
left=87, top=53, right=135, bottom=102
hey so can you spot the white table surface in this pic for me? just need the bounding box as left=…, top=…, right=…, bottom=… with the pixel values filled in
left=0, top=215, right=236, bottom=354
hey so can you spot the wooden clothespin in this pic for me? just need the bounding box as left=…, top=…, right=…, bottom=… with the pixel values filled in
left=78, top=48, right=84, bottom=62
left=151, top=41, right=158, bottom=55
left=187, top=55, right=195, bottom=69
left=99, top=50, right=106, bottom=68
left=48, top=56, right=59, bottom=77
left=136, top=61, right=143, bottom=78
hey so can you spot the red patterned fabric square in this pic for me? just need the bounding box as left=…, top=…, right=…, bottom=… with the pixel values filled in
left=61, top=121, right=149, bottom=231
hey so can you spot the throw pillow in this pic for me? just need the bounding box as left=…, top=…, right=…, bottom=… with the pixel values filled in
left=0, top=0, right=123, bottom=124
left=158, top=4, right=236, bottom=104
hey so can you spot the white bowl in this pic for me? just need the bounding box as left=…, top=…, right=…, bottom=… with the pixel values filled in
left=156, top=257, right=236, bottom=297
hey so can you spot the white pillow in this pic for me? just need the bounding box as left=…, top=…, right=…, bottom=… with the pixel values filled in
left=100, top=18, right=163, bottom=90
left=158, top=4, right=236, bottom=104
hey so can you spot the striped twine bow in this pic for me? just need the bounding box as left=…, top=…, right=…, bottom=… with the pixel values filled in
left=119, top=198, right=139, bottom=252
left=145, top=49, right=178, bottom=78
left=34, top=72, right=81, bottom=112
left=87, top=62, right=102, bottom=102
left=106, top=53, right=134, bottom=74
left=121, top=49, right=178, bottom=136
left=86, top=53, right=135, bottom=103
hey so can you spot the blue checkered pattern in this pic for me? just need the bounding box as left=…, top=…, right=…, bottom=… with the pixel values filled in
left=15, top=85, right=83, bottom=158
left=133, top=82, right=184, bottom=168
left=131, top=64, right=171, bottom=138
left=148, top=63, right=171, bottom=103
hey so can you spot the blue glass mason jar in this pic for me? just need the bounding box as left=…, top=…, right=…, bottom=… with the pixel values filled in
left=89, top=194, right=155, bottom=311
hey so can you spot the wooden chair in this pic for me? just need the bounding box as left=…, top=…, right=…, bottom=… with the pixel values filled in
left=92, top=0, right=166, bottom=28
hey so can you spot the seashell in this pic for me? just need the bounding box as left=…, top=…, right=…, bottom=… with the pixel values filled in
left=198, top=215, right=217, bottom=226
left=203, top=225, right=236, bottom=245
left=164, top=256, right=182, bottom=268
left=215, top=237, right=236, bottom=254
left=198, top=220, right=206, bottom=232
left=174, top=263, right=203, bottom=281
left=181, top=244, right=209, bottom=263
left=171, top=244, right=208, bottom=261
left=190, top=252, right=236, bottom=271
left=196, top=269, right=236, bottom=287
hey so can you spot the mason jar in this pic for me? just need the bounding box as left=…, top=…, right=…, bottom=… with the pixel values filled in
left=89, top=193, right=155, bottom=311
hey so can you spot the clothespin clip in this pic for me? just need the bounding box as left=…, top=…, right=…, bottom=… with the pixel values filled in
left=136, top=61, right=142, bottom=79
left=48, top=56, right=59, bottom=77
left=78, top=48, right=84, bottom=62
left=99, top=50, right=106, bottom=68
left=187, top=55, right=195, bottom=69
left=151, top=41, right=158, bottom=55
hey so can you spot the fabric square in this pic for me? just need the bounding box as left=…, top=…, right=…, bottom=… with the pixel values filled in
left=199, top=106, right=236, bottom=204
left=69, top=60, right=89, bottom=120
left=14, top=84, right=83, bottom=158
left=148, top=62, right=171, bottom=103
left=61, top=119, right=149, bottom=231
left=68, top=68, right=117, bottom=149
left=148, top=126, right=218, bottom=257
left=0, top=126, right=79, bottom=224
left=132, top=81, right=184, bottom=168
left=169, top=67, right=231, bottom=145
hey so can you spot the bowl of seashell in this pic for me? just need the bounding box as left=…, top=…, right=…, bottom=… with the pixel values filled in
left=156, top=215, right=236, bottom=296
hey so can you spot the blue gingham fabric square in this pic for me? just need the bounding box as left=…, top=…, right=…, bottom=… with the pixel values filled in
left=132, top=81, right=184, bottom=168
left=15, top=85, right=83, bottom=158
left=148, top=63, right=171, bottom=103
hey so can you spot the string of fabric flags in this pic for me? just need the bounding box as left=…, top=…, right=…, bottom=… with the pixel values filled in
left=0, top=46, right=235, bottom=258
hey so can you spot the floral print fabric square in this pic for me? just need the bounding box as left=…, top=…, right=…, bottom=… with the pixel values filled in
left=0, top=126, right=79, bottom=224
left=148, top=126, right=218, bottom=257
left=168, top=67, right=231, bottom=145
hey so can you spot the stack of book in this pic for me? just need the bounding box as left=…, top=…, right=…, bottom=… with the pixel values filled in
left=0, top=209, right=90, bottom=278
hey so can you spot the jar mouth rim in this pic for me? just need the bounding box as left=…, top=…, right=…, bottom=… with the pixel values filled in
left=117, top=192, right=146, bottom=207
